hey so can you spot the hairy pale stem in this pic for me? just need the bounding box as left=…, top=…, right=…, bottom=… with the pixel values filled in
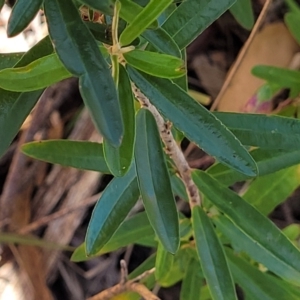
left=131, top=83, right=201, bottom=207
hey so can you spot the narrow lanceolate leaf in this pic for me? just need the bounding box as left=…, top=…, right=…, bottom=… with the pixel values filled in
left=142, top=28, right=181, bottom=58
left=214, top=112, right=300, bottom=150
left=193, top=170, right=300, bottom=286
left=104, top=65, right=135, bottom=176
left=7, top=0, right=43, bottom=37
left=285, top=11, right=300, bottom=45
left=71, top=212, right=154, bottom=262
left=180, top=258, right=203, bottom=300
left=192, top=206, right=237, bottom=300
left=77, top=0, right=114, bottom=15
left=162, top=0, right=235, bottom=49
left=135, top=109, right=179, bottom=254
left=120, top=0, right=173, bottom=46
left=128, top=67, right=257, bottom=176
left=243, top=166, right=300, bottom=215
left=229, top=0, right=254, bottom=30
left=252, top=65, right=300, bottom=90
left=155, top=242, right=174, bottom=283
left=214, top=215, right=300, bottom=287
left=225, top=248, right=298, bottom=300
left=0, top=36, right=53, bottom=158
left=0, top=233, right=74, bottom=251
left=119, top=0, right=158, bottom=29
left=124, top=50, right=185, bottom=79
left=0, top=54, right=71, bottom=92
left=22, top=140, right=110, bottom=173
left=86, top=164, right=140, bottom=255
left=207, top=148, right=300, bottom=186
left=44, top=0, right=123, bottom=147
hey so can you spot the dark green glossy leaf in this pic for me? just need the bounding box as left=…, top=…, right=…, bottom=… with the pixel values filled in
left=229, top=0, right=254, bottom=30
left=192, top=206, right=237, bottom=300
left=243, top=166, right=300, bottom=215
left=120, top=0, right=172, bottom=46
left=124, top=50, right=185, bottom=78
left=252, top=65, right=300, bottom=90
left=0, top=54, right=71, bottom=92
left=78, top=0, right=114, bottom=15
left=0, top=53, right=24, bottom=70
left=7, top=0, right=43, bottom=37
left=193, top=170, right=300, bottom=286
left=162, top=0, right=235, bottom=49
left=44, top=0, right=123, bottom=147
left=208, top=148, right=300, bottom=186
left=155, top=242, right=175, bottom=283
left=180, top=258, right=203, bottom=300
left=0, top=36, right=53, bottom=158
left=22, top=140, right=110, bottom=173
left=214, top=112, right=300, bottom=150
left=86, top=164, right=140, bottom=255
left=225, top=248, right=298, bottom=300
left=142, top=28, right=181, bottom=58
left=128, top=67, right=257, bottom=176
left=214, top=214, right=300, bottom=287
left=135, top=109, right=179, bottom=254
left=0, top=233, right=74, bottom=251
left=71, top=212, right=154, bottom=261
left=104, top=65, right=135, bottom=176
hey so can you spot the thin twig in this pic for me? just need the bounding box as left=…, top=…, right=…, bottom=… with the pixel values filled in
left=211, top=0, right=272, bottom=111
left=18, top=193, right=101, bottom=234
left=131, top=83, right=201, bottom=207
left=87, top=261, right=159, bottom=300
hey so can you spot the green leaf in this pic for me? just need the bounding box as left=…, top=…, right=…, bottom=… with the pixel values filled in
left=172, top=49, right=188, bottom=91
left=0, top=53, right=24, bottom=70
left=0, top=233, right=74, bottom=251
left=252, top=65, right=300, bottom=91
left=180, top=257, right=203, bottom=300
left=103, top=65, right=135, bottom=176
left=170, top=173, right=189, bottom=202
left=86, top=164, right=140, bottom=255
left=118, top=0, right=158, bottom=29
left=192, top=206, right=237, bottom=300
left=0, top=54, right=71, bottom=92
left=229, top=0, right=254, bottom=30
left=77, top=0, right=114, bottom=15
left=162, top=0, right=235, bottom=49
left=208, top=148, right=300, bottom=186
left=21, top=140, right=110, bottom=173
left=120, top=0, right=173, bottom=46
left=7, top=0, right=43, bottom=37
left=283, top=223, right=300, bottom=241
left=71, top=212, right=154, bottom=261
left=0, top=0, right=5, bottom=11
left=142, top=28, right=181, bottom=58
left=135, top=109, right=179, bottom=254
left=243, top=166, right=300, bottom=215
left=44, top=0, right=123, bottom=147
left=124, top=50, right=185, bottom=78
left=155, top=242, right=175, bottom=283
left=193, top=170, right=300, bottom=286
left=225, top=248, right=298, bottom=300
left=0, top=36, right=53, bottom=158
left=214, top=112, right=300, bottom=150
left=285, top=11, right=300, bottom=45
left=128, top=67, right=257, bottom=176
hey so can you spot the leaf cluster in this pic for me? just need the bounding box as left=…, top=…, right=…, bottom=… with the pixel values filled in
left=2, top=0, right=300, bottom=299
